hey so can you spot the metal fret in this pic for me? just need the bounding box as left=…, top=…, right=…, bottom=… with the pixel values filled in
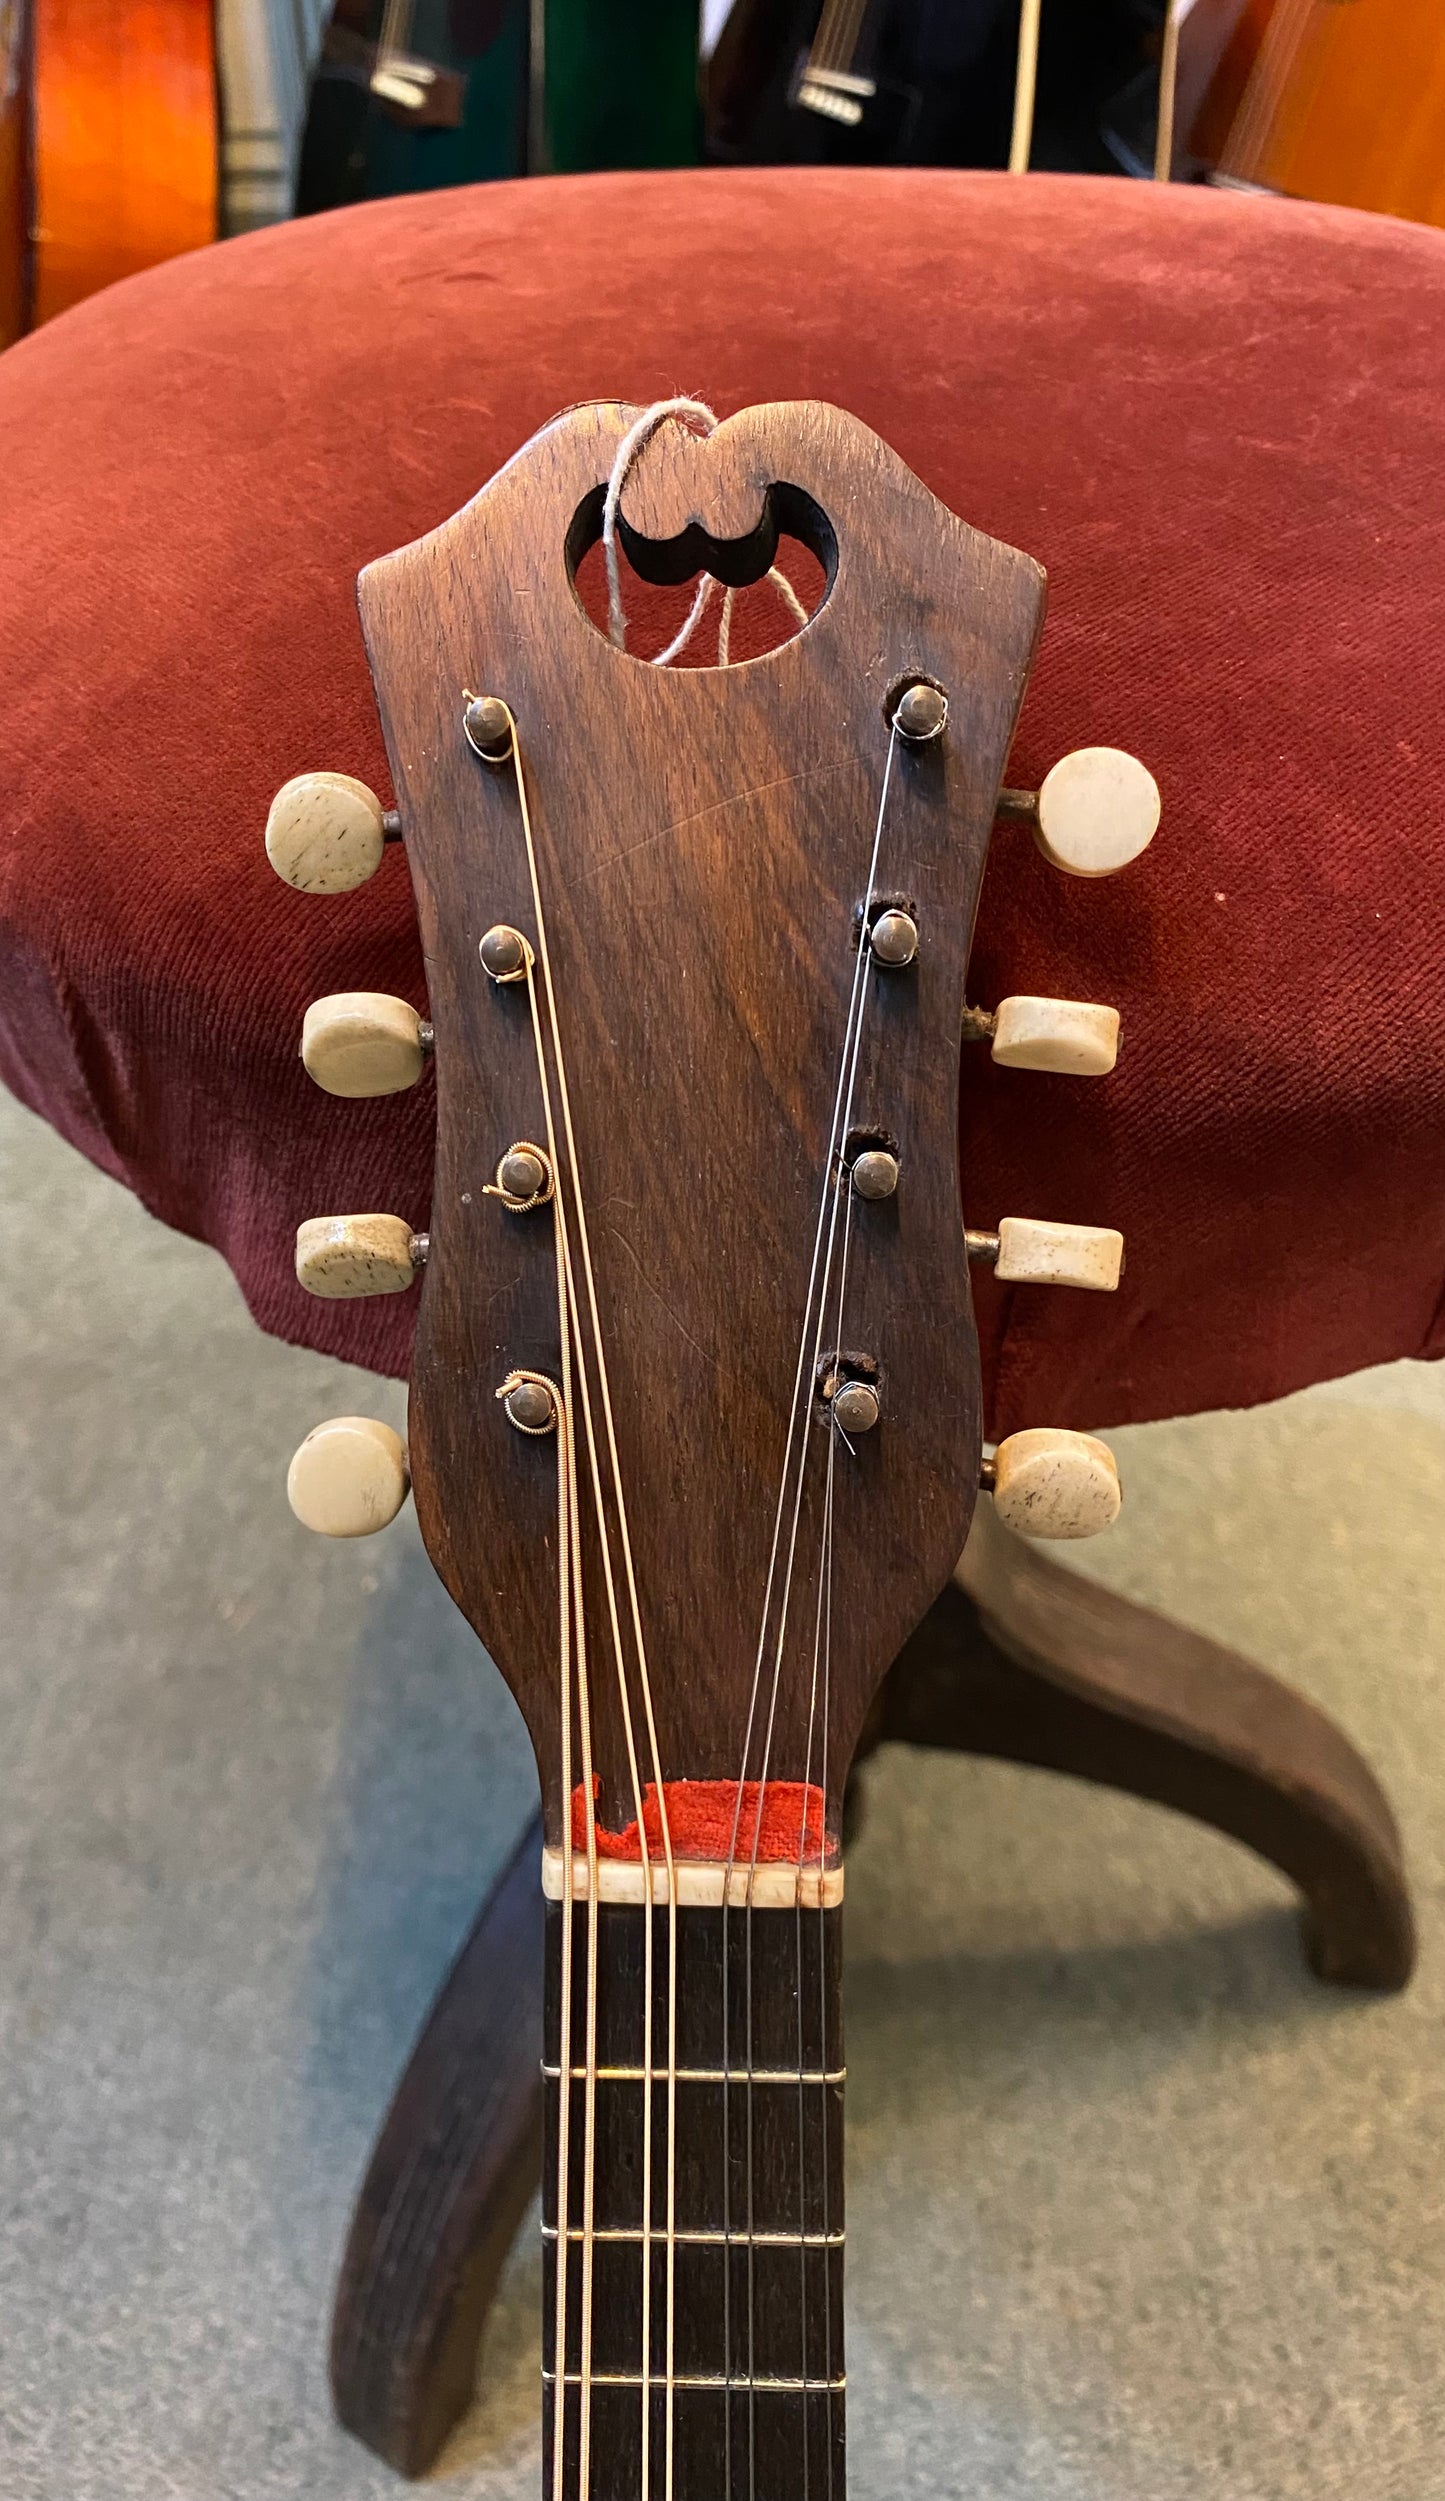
left=543, top=2064, right=845, bottom=2084
left=543, top=2371, right=847, bottom=2391
left=541, top=2224, right=845, bottom=2246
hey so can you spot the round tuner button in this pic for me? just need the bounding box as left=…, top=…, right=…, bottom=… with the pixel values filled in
left=301, top=993, right=428, bottom=1098
left=991, top=1428, right=1121, bottom=1539
left=287, top=1417, right=409, bottom=1537
left=265, top=772, right=388, bottom=894
left=1034, top=749, right=1160, bottom=879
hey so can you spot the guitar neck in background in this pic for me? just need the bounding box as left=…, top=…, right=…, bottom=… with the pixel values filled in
left=543, top=1895, right=845, bottom=2501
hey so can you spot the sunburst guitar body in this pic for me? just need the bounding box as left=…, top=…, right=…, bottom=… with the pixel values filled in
left=0, top=0, right=217, bottom=347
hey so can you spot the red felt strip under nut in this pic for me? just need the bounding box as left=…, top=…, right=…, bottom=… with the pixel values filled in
left=570, top=1779, right=830, bottom=1865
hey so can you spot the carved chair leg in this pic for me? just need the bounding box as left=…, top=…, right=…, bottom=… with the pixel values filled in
left=873, top=1504, right=1415, bottom=1991
left=330, top=1810, right=546, bottom=2477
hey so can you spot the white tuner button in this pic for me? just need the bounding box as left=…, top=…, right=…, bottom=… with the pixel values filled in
left=995, top=1216, right=1123, bottom=1292
left=1035, top=748, right=1159, bottom=878
left=296, top=1214, right=421, bottom=1299
left=287, top=1417, right=409, bottom=1537
left=266, top=772, right=389, bottom=893
left=991, top=995, right=1119, bottom=1076
left=301, top=993, right=429, bottom=1097
left=991, top=1429, right=1121, bottom=1540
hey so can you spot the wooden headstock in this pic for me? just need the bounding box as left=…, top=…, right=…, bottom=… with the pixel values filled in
left=271, top=397, right=1154, bottom=1883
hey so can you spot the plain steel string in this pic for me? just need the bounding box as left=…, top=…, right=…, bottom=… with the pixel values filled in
left=800, top=1147, right=862, bottom=2501
left=722, top=723, right=901, bottom=2501
left=726, top=734, right=898, bottom=2501
left=501, top=706, right=684, bottom=2501
left=509, top=736, right=649, bottom=2501
left=506, top=720, right=665, bottom=2500
left=508, top=912, right=607, bottom=2501
left=600, top=396, right=818, bottom=2499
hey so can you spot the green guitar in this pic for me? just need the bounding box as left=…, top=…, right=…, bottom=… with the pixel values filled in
left=296, top=0, right=700, bottom=211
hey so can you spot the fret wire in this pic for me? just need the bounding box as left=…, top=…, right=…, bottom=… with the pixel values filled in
left=544, top=2064, right=845, bottom=2084
left=543, top=2225, right=845, bottom=2246
left=543, top=2371, right=846, bottom=2392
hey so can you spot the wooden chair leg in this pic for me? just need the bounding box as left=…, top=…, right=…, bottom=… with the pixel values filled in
left=873, top=1504, right=1415, bottom=1991
left=329, top=1810, right=546, bottom=2477
left=331, top=1511, right=1415, bottom=2477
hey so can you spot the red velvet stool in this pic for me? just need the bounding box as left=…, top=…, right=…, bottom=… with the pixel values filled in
left=2, top=169, right=1441, bottom=2474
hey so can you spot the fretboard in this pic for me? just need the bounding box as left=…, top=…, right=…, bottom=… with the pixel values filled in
left=542, top=1896, right=845, bottom=2501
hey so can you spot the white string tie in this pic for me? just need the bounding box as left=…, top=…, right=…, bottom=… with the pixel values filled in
left=601, top=396, right=810, bottom=667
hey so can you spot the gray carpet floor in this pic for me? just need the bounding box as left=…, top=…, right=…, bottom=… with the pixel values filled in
left=2, top=1080, right=1443, bottom=2500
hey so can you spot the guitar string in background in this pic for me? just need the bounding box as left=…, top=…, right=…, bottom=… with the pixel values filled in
left=1010, top=0, right=1183, bottom=181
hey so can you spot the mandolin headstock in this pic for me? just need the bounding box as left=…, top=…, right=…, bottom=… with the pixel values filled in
left=272, top=397, right=1154, bottom=1890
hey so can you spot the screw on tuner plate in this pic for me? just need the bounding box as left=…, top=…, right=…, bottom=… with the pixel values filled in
left=287, top=1417, right=410, bottom=1537
left=264, top=772, right=402, bottom=893
left=996, top=747, right=1159, bottom=878
left=981, top=1429, right=1121, bottom=1540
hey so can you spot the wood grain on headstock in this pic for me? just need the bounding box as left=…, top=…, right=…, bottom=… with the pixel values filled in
left=358, top=400, right=1044, bottom=1852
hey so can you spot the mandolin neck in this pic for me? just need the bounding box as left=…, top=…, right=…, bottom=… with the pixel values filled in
left=543, top=1894, right=846, bottom=2501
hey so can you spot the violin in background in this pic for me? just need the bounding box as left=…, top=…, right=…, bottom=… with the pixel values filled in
left=0, top=0, right=217, bottom=346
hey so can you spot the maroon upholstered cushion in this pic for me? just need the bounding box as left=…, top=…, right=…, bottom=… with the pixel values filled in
left=1, top=169, right=1442, bottom=1434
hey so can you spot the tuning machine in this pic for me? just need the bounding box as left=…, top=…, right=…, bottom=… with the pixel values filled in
left=301, top=993, right=432, bottom=1097
left=982, top=1429, right=1121, bottom=1539
left=997, top=747, right=1159, bottom=878
left=287, top=1416, right=410, bottom=1537
left=964, top=994, right=1120, bottom=1077
left=265, top=772, right=402, bottom=893
left=966, top=1216, right=1122, bottom=1293
left=295, top=1214, right=426, bottom=1299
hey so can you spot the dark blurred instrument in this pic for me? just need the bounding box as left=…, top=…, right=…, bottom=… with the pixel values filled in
left=706, top=0, right=1018, bottom=166
left=0, top=0, right=217, bottom=346
left=1181, top=0, right=1445, bottom=228
left=296, top=0, right=699, bottom=212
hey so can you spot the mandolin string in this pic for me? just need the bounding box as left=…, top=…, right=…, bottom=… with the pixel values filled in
left=794, top=1153, right=856, bottom=2490
left=515, top=918, right=606, bottom=2501
left=722, top=724, right=900, bottom=2501
left=790, top=1181, right=847, bottom=2501
left=504, top=708, right=683, bottom=2501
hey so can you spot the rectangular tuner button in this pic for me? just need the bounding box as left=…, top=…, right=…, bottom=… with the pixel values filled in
left=995, top=1216, right=1124, bottom=1292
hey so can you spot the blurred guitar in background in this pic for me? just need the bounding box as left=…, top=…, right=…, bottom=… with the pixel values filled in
left=1174, top=0, right=1445, bottom=228
left=295, top=0, right=700, bottom=212
left=0, top=0, right=217, bottom=345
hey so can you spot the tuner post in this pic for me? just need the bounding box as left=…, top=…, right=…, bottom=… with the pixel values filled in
left=463, top=692, right=515, bottom=763
left=891, top=679, right=948, bottom=743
